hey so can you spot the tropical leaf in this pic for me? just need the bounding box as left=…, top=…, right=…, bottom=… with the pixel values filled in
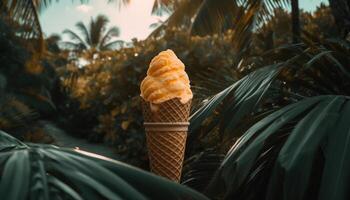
left=0, top=130, right=27, bottom=151
left=237, top=0, right=290, bottom=23
left=189, top=38, right=350, bottom=150
left=207, top=95, right=350, bottom=200
left=101, top=40, right=124, bottom=50
left=100, top=27, right=120, bottom=46
left=89, top=15, right=109, bottom=47
left=0, top=0, right=88, bottom=51
left=0, top=130, right=209, bottom=199
left=76, top=21, right=92, bottom=46
left=189, top=64, right=281, bottom=140
left=1, top=0, right=44, bottom=50
left=182, top=149, right=225, bottom=193
left=62, top=29, right=88, bottom=50
left=190, top=0, right=238, bottom=36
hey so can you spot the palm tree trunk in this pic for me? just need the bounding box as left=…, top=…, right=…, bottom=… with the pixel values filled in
left=328, top=0, right=350, bottom=38
left=291, top=0, right=300, bottom=43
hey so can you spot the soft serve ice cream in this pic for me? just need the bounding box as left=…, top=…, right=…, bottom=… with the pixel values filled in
left=140, top=49, right=193, bottom=104
left=141, top=49, right=192, bottom=182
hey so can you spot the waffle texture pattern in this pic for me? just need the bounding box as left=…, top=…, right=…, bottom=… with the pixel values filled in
left=142, top=98, right=191, bottom=182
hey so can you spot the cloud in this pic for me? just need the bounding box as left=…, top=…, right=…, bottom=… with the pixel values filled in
left=76, top=4, right=93, bottom=13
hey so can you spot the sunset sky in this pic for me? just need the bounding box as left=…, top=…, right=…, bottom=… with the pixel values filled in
left=40, top=0, right=329, bottom=42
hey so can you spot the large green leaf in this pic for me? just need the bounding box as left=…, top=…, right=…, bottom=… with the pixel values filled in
left=0, top=131, right=209, bottom=200
left=181, top=149, right=225, bottom=193
left=0, top=130, right=26, bottom=151
left=207, top=95, right=350, bottom=200
left=189, top=64, right=281, bottom=139
left=190, top=0, right=238, bottom=36
left=318, top=100, right=350, bottom=200
left=0, top=150, right=30, bottom=200
left=266, top=96, right=344, bottom=200
left=74, top=149, right=209, bottom=200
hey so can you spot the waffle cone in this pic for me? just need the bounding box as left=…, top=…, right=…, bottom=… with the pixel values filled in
left=141, top=98, right=191, bottom=182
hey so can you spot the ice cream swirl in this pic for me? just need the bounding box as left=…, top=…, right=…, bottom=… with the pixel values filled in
left=140, top=49, right=193, bottom=104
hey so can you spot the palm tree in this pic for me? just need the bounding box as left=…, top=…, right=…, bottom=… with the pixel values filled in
left=0, top=0, right=121, bottom=52
left=1, top=0, right=297, bottom=51
left=2, top=0, right=299, bottom=52
left=62, top=15, right=123, bottom=51
left=149, top=1, right=271, bottom=30
left=148, top=0, right=303, bottom=49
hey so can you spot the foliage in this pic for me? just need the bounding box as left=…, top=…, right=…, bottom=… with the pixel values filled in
left=191, top=36, right=350, bottom=148
left=181, top=149, right=225, bottom=193
left=55, top=5, right=341, bottom=169
left=0, top=16, right=61, bottom=144
left=150, top=0, right=289, bottom=35
left=0, top=16, right=57, bottom=114
left=328, top=0, right=350, bottom=38
left=0, top=130, right=209, bottom=200
left=186, top=5, right=340, bottom=158
left=1, top=0, right=45, bottom=50
left=187, top=33, right=350, bottom=198
left=57, top=28, right=240, bottom=167
left=208, top=95, right=350, bottom=200
left=252, top=5, right=337, bottom=54
left=62, top=14, right=123, bottom=51
left=2, top=1, right=349, bottom=199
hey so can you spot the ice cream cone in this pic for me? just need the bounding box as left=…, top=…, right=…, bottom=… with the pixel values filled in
left=142, top=98, right=191, bottom=182
left=140, top=49, right=193, bottom=182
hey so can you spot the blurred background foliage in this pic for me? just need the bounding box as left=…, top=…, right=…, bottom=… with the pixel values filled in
left=53, top=3, right=338, bottom=167
left=0, top=15, right=59, bottom=144
left=1, top=2, right=339, bottom=167
left=1, top=0, right=350, bottom=199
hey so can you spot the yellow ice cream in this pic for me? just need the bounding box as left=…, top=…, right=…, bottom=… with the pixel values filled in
left=140, top=49, right=193, bottom=104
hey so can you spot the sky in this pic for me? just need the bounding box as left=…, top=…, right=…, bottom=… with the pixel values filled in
left=40, top=0, right=329, bottom=42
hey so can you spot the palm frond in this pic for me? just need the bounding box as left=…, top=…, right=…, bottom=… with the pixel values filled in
left=146, top=0, right=202, bottom=38
left=101, top=40, right=124, bottom=50
left=0, top=130, right=27, bottom=151
left=1, top=0, right=88, bottom=51
left=182, top=149, right=225, bottom=193
left=190, top=0, right=238, bottom=36
left=59, top=41, right=85, bottom=51
left=238, top=0, right=290, bottom=23
left=167, top=0, right=203, bottom=28
left=228, top=2, right=256, bottom=51
left=63, top=15, right=120, bottom=51
left=0, top=130, right=209, bottom=200
left=207, top=95, right=350, bottom=200
left=99, top=26, right=120, bottom=48
left=189, top=38, right=350, bottom=151
left=76, top=21, right=92, bottom=46
left=1, top=0, right=44, bottom=50
left=62, top=29, right=88, bottom=49
left=90, top=15, right=109, bottom=48
left=189, top=63, right=281, bottom=139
